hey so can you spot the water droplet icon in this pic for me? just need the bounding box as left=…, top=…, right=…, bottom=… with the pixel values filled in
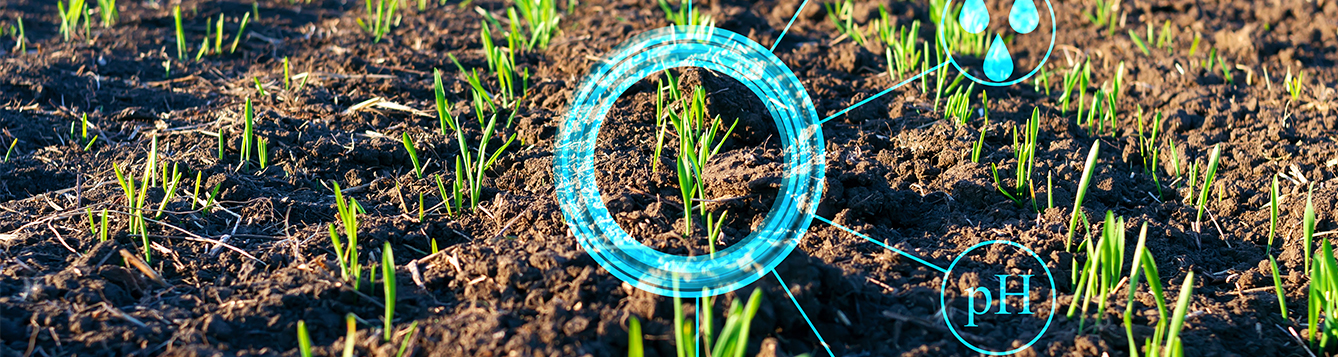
left=984, top=34, right=1014, bottom=82
left=1008, top=0, right=1039, bottom=34
left=959, top=0, right=989, bottom=34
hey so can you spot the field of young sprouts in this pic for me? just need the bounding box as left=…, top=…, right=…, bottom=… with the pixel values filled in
left=1, top=0, right=1336, bottom=356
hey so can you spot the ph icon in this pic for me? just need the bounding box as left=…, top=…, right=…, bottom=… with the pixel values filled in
left=940, top=241, right=1056, bottom=355
left=964, top=274, right=1033, bottom=327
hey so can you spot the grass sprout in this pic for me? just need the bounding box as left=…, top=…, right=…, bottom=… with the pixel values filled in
left=1066, top=141, right=1100, bottom=251
left=1304, top=183, right=1316, bottom=272
left=1270, top=255, right=1288, bottom=320
left=402, top=133, right=423, bottom=178
left=344, top=313, right=356, bottom=357
left=1268, top=174, right=1281, bottom=253
left=670, top=287, right=764, bottom=357
left=96, top=0, right=116, bottom=27
left=359, top=0, right=399, bottom=42
left=1068, top=211, right=1127, bottom=330
left=1308, top=237, right=1338, bottom=352
left=628, top=316, right=644, bottom=357
left=1193, top=144, right=1221, bottom=225
left=9, top=17, right=27, bottom=52
left=173, top=6, right=185, bottom=59
left=991, top=108, right=1039, bottom=209
left=510, top=0, right=561, bottom=50
left=824, top=0, right=867, bottom=46
left=971, top=97, right=989, bottom=163
left=297, top=320, right=313, bottom=357
left=329, top=182, right=363, bottom=290
left=229, top=12, right=250, bottom=53
left=659, top=0, right=714, bottom=29
left=382, top=242, right=396, bottom=341
left=660, top=87, right=738, bottom=236
left=58, top=0, right=88, bottom=42
left=929, top=0, right=989, bottom=56
left=1084, top=0, right=1121, bottom=35
left=1286, top=68, right=1306, bottom=102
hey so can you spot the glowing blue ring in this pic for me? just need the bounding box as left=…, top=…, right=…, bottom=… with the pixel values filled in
left=936, top=0, right=1057, bottom=86
left=555, top=26, right=825, bottom=298
left=939, top=240, right=1056, bottom=355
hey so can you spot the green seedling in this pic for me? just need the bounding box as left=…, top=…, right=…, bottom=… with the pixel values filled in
left=1154, top=20, right=1174, bottom=51
left=1084, top=0, right=1121, bottom=35
left=402, top=133, right=423, bottom=178
left=510, top=0, right=561, bottom=49
left=628, top=316, right=644, bottom=357
left=991, top=108, right=1040, bottom=208
left=154, top=163, right=183, bottom=219
left=1068, top=211, right=1127, bottom=330
left=173, top=6, right=185, bottom=58
left=1164, top=271, right=1194, bottom=356
left=329, top=182, right=363, bottom=290
left=297, top=320, right=313, bottom=357
left=705, top=211, right=727, bottom=257
left=1129, top=30, right=1150, bottom=56
left=1270, top=255, right=1288, bottom=320
left=212, top=14, right=224, bottom=54
left=1193, top=144, right=1221, bottom=225
left=1268, top=174, right=1281, bottom=253
left=1286, top=68, right=1305, bottom=101
left=258, top=138, right=270, bottom=168
left=1060, top=60, right=1091, bottom=115
left=825, top=0, right=867, bottom=46
left=382, top=242, right=396, bottom=341
left=253, top=77, right=268, bottom=96
left=2, top=138, right=14, bottom=161
left=343, top=313, right=356, bottom=357
left=661, top=87, right=738, bottom=236
left=971, top=98, right=989, bottom=163
left=872, top=9, right=922, bottom=79
left=456, top=91, right=519, bottom=210
left=1123, top=223, right=1151, bottom=357
left=930, top=0, right=988, bottom=56
left=943, top=82, right=976, bottom=125
left=10, top=17, right=27, bottom=52
left=97, top=0, right=116, bottom=27
left=58, top=0, right=87, bottom=42
left=241, top=98, right=257, bottom=166
left=395, top=321, right=418, bottom=357
left=70, top=113, right=98, bottom=150
left=113, top=161, right=152, bottom=263
left=477, top=23, right=529, bottom=109
left=659, top=0, right=714, bottom=29
left=652, top=70, right=684, bottom=173
left=359, top=0, right=399, bottom=42
left=1066, top=142, right=1100, bottom=251
left=435, top=174, right=459, bottom=216
left=229, top=12, right=250, bottom=53
left=1304, top=183, right=1316, bottom=272
left=669, top=286, right=764, bottom=357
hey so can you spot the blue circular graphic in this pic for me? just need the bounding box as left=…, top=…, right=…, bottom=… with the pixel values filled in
left=937, top=0, right=1057, bottom=86
left=939, top=240, right=1057, bottom=355
left=554, top=26, right=825, bottom=298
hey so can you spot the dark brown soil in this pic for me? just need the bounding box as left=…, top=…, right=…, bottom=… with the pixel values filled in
left=2, top=0, right=1337, bottom=356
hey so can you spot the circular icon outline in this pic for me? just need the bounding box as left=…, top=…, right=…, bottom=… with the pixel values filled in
left=939, top=240, right=1057, bottom=355
left=936, top=0, right=1058, bottom=86
left=554, top=26, right=826, bottom=298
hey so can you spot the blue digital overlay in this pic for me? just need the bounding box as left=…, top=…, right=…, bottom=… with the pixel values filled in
left=554, top=26, right=826, bottom=298
left=939, top=0, right=1056, bottom=86
left=939, top=240, right=1057, bottom=355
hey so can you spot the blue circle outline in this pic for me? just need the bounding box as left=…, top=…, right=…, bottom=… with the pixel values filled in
left=936, top=0, right=1057, bottom=86
left=939, top=240, right=1057, bottom=355
left=554, top=26, right=826, bottom=298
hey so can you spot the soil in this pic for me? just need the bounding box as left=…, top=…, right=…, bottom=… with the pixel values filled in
left=2, top=0, right=1337, bottom=356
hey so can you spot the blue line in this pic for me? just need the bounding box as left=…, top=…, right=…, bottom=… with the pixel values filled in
left=773, top=270, right=836, bottom=357
left=820, top=61, right=949, bottom=124
left=769, top=0, right=811, bottom=52
left=813, top=215, right=949, bottom=273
